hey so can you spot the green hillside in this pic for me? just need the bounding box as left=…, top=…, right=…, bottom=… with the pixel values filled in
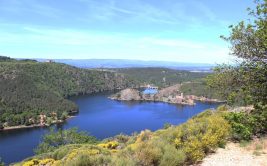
left=0, top=57, right=136, bottom=128
left=113, top=68, right=209, bottom=87
left=180, top=81, right=223, bottom=100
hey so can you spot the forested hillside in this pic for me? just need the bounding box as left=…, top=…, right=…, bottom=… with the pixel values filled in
left=180, top=81, right=223, bottom=100
left=0, top=57, right=136, bottom=128
left=113, top=68, right=209, bottom=87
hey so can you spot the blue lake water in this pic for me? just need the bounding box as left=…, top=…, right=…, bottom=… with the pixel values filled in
left=0, top=92, right=220, bottom=164
left=142, top=88, right=158, bottom=94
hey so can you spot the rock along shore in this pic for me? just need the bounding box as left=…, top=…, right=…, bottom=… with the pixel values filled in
left=109, top=84, right=225, bottom=106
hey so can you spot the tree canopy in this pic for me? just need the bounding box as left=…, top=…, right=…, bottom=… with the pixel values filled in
left=207, top=0, right=267, bottom=106
left=207, top=0, right=267, bottom=137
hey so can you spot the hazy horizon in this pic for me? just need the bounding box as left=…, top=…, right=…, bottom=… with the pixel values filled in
left=0, top=0, right=253, bottom=64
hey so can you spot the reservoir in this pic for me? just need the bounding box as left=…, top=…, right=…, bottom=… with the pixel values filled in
left=0, top=92, right=220, bottom=164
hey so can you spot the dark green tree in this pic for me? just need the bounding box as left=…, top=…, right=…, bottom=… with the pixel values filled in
left=34, top=127, right=98, bottom=154
left=207, top=0, right=266, bottom=105
left=207, top=0, right=267, bottom=138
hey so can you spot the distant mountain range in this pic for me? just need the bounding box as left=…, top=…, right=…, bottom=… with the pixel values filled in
left=34, top=59, right=215, bottom=71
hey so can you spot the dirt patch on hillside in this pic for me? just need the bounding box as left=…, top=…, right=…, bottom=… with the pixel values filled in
left=199, top=137, right=267, bottom=166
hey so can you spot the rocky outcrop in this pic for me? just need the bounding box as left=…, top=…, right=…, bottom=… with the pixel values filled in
left=109, top=85, right=195, bottom=105
left=110, top=84, right=225, bottom=106
left=186, top=95, right=226, bottom=103
left=110, top=88, right=141, bottom=101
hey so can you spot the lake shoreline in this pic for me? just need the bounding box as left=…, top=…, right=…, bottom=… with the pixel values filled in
left=0, top=116, right=76, bottom=132
left=0, top=91, right=220, bottom=165
left=109, top=85, right=225, bottom=106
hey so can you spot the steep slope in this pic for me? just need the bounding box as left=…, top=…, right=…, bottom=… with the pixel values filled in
left=0, top=58, right=136, bottom=128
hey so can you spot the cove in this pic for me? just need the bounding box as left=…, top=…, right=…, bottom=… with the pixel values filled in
left=0, top=92, right=220, bottom=165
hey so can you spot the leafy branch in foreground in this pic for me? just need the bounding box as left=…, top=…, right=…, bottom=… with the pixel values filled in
left=207, top=0, right=267, bottom=139
left=208, top=0, right=267, bottom=105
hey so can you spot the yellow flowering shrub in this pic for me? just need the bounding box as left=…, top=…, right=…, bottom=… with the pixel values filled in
left=135, top=130, right=152, bottom=143
left=22, top=158, right=55, bottom=166
left=98, top=141, right=119, bottom=149
left=65, top=148, right=101, bottom=162
left=22, top=160, right=36, bottom=166
left=110, top=149, right=118, bottom=153
left=39, top=158, right=55, bottom=165
left=173, top=112, right=230, bottom=163
left=51, top=160, right=62, bottom=166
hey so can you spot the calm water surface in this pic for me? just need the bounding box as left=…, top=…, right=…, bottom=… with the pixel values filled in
left=0, top=92, right=220, bottom=164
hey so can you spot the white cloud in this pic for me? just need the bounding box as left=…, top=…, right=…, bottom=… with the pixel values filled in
left=0, top=26, right=231, bottom=63
left=0, top=0, right=233, bottom=63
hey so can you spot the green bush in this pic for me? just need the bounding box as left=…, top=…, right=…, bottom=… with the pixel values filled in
left=224, top=103, right=267, bottom=141
left=109, top=149, right=138, bottom=166
left=224, top=112, right=254, bottom=141
left=159, top=144, right=186, bottom=166
left=251, top=103, right=267, bottom=135
left=65, top=154, right=111, bottom=166
left=163, top=123, right=172, bottom=129
left=51, top=144, right=82, bottom=160
left=35, top=128, right=98, bottom=154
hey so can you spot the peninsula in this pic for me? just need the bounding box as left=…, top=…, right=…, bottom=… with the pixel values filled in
left=109, top=84, right=224, bottom=105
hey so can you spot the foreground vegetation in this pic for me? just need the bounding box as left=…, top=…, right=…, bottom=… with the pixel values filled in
left=206, top=0, right=266, bottom=141
left=13, top=103, right=266, bottom=166
left=0, top=57, right=136, bottom=129
left=16, top=108, right=230, bottom=166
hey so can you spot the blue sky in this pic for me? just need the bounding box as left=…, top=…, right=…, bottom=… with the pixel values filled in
left=0, top=0, right=253, bottom=64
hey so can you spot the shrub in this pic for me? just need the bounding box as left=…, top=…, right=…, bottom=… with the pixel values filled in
left=217, top=105, right=229, bottom=112
left=65, top=154, right=111, bottom=166
left=163, top=123, right=172, bottom=129
left=98, top=141, right=119, bottom=149
left=127, top=137, right=186, bottom=166
left=22, top=158, right=55, bottom=166
left=111, top=155, right=137, bottom=166
left=133, top=141, right=162, bottom=166
left=114, top=134, right=130, bottom=143
left=135, top=130, right=153, bottom=143
left=251, top=103, right=267, bottom=135
left=159, top=144, right=186, bottom=166
left=51, top=144, right=82, bottom=160
left=174, top=113, right=230, bottom=163
left=224, top=112, right=254, bottom=141
left=35, top=128, right=98, bottom=154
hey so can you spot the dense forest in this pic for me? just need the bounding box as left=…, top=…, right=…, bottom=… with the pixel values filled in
left=0, top=57, right=137, bottom=128
left=113, top=67, right=209, bottom=87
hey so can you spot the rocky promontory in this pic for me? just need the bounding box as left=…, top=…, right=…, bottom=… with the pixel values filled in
left=110, top=88, right=142, bottom=101
left=110, top=84, right=225, bottom=105
left=109, top=84, right=195, bottom=105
